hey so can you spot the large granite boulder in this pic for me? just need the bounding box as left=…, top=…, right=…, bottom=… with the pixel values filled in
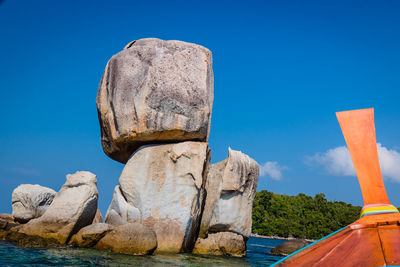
left=69, top=223, right=114, bottom=248
left=95, top=223, right=157, bottom=255
left=13, top=171, right=98, bottom=245
left=118, top=141, right=210, bottom=253
left=96, top=38, right=214, bottom=163
left=270, top=239, right=309, bottom=256
left=104, top=185, right=140, bottom=226
left=199, top=148, right=259, bottom=239
left=12, top=184, right=56, bottom=223
left=193, top=232, right=246, bottom=257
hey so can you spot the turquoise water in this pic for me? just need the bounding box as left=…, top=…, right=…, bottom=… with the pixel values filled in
left=0, top=237, right=284, bottom=266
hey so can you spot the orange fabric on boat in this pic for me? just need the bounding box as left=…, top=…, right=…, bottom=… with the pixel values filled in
left=336, top=108, right=389, bottom=206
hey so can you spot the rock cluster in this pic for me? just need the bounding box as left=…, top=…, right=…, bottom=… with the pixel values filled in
left=6, top=171, right=98, bottom=247
left=98, top=38, right=259, bottom=256
left=3, top=38, right=259, bottom=257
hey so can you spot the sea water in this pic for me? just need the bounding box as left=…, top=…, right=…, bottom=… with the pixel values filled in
left=0, top=237, right=285, bottom=266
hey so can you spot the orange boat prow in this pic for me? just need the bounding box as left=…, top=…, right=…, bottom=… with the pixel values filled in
left=273, top=108, right=400, bottom=267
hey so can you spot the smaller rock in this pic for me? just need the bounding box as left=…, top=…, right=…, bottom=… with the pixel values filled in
left=92, top=209, right=103, bottom=224
left=0, top=214, right=17, bottom=229
left=95, top=223, right=157, bottom=255
left=15, top=171, right=98, bottom=245
left=207, top=148, right=259, bottom=239
left=69, top=223, right=114, bottom=248
left=12, top=184, right=56, bottom=223
left=0, top=214, right=19, bottom=241
left=193, top=232, right=246, bottom=257
left=104, top=186, right=140, bottom=226
left=270, top=239, right=309, bottom=256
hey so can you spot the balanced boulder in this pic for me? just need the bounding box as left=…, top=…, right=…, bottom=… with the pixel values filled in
left=118, top=141, right=210, bottom=253
left=95, top=223, right=157, bottom=255
left=96, top=38, right=214, bottom=163
left=14, top=171, right=98, bottom=245
left=12, top=184, right=56, bottom=223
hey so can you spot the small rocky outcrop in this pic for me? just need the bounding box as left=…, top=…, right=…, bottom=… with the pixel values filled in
left=92, top=209, right=103, bottom=224
left=117, top=141, right=210, bottom=253
left=0, top=214, right=18, bottom=240
left=270, top=239, right=309, bottom=256
left=193, top=232, right=246, bottom=257
left=12, top=184, right=56, bottom=223
left=96, top=38, right=214, bottom=163
left=69, top=223, right=114, bottom=248
left=11, top=171, right=98, bottom=246
left=200, top=148, right=259, bottom=238
left=104, top=185, right=140, bottom=226
left=194, top=148, right=259, bottom=257
left=94, top=223, right=157, bottom=255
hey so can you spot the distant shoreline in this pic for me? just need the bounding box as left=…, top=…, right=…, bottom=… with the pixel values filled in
left=250, top=233, right=316, bottom=243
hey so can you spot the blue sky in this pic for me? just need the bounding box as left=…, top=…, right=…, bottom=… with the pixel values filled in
left=1, top=0, right=400, bottom=215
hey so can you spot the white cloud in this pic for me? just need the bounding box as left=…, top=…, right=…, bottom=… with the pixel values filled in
left=307, top=143, right=400, bottom=182
left=260, top=161, right=288, bottom=180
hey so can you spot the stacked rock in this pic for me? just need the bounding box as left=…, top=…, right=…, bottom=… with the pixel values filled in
left=98, top=38, right=260, bottom=256
left=3, top=38, right=259, bottom=257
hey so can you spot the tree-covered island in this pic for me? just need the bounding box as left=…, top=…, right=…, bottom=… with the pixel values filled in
left=252, top=191, right=362, bottom=240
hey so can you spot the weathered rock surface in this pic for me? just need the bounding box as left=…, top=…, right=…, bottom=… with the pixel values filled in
left=95, top=223, right=157, bottom=255
left=69, top=223, right=114, bottom=248
left=104, top=185, right=140, bottom=226
left=0, top=213, right=16, bottom=227
left=200, top=148, right=259, bottom=239
left=0, top=214, right=19, bottom=240
left=92, top=209, right=103, bottom=224
left=96, top=38, right=214, bottom=163
left=270, top=239, right=309, bottom=256
left=13, top=171, right=98, bottom=245
left=193, top=232, right=246, bottom=257
left=118, top=141, right=210, bottom=253
left=198, top=159, right=226, bottom=238
left=12, top=184, right=56, bottom=223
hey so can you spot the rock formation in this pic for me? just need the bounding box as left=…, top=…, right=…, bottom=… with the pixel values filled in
left=96, top=38, right=214, bottom=163
left=207, top=148, right=259, bottom=238
left=69, top=223, right=114, bottom=248
left=11, top=171, right=98, bottom=245
left=106, top=141, right=210, bottom=253
left=96, top=39, right=259, bottom=256
left=104, top=185, right=140, bottom=226
left=270, top=239, right=309, bottom=256
left=94, top=223, right=157, bottom=255
left=193, top=232, right=246, bottom=257
left=194, top=148, right=259, bottom=256
left=3, top=38, right=260, bottom=258
left=0, top=214, right=18, bottom=240
left=12, top=184, right=56, bottom=223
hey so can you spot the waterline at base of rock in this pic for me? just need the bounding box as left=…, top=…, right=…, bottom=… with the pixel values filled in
left=0, top=237, right=284, bottom=266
